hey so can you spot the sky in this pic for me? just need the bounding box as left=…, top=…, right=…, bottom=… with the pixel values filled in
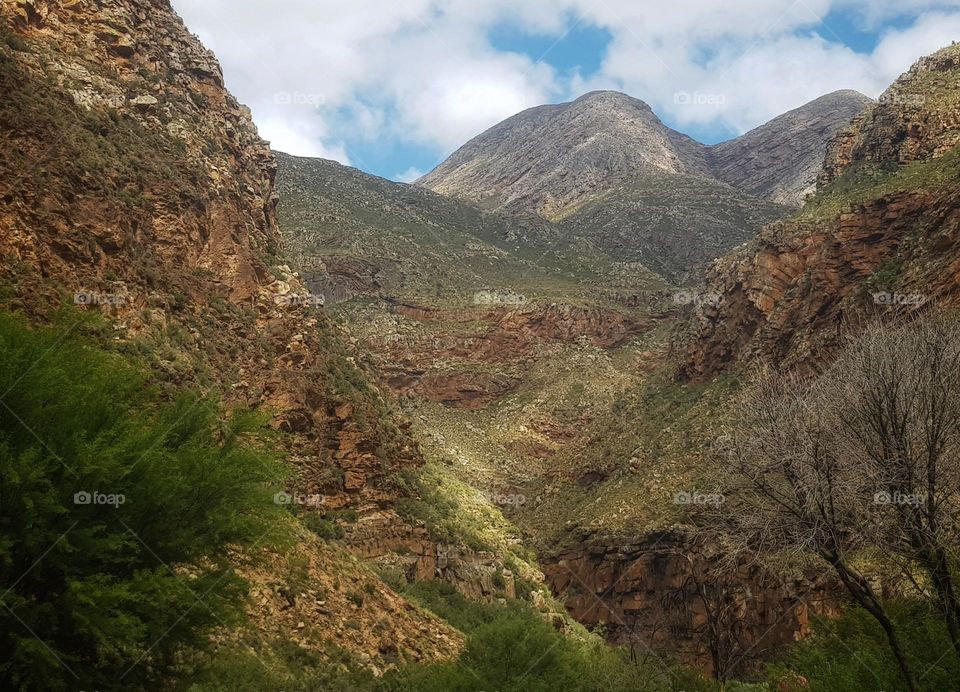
left=170, top=0, right=960, bottom=182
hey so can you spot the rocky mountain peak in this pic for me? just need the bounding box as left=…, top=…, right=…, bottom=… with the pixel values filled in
left=417, top=89, right=711, bottom=219
left=709, top=89, right=873, bottom=206
left=571, top=89, right=653, bottom=109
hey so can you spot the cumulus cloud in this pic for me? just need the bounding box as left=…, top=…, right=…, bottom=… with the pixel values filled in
left=171, top=0, right=960, bottom=167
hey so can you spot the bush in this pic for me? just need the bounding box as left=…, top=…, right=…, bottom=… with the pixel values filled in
left=383, top=611, right=685, bottom=692
left=767, top=603, right=960, bottom=691
left=185, top=638, right=377, bottom=691
left=0, top=313, right=287, bottom=690
left=300, top=513, right=343, bottom=540
left=383, top=582, right=704, bottom=692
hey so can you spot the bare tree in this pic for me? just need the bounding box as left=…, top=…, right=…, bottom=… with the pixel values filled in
left=824, top=316, right=960, bottom=660
left=664, top=550, right=753, bottom=681
left=714, top=368, right=920, bottom=691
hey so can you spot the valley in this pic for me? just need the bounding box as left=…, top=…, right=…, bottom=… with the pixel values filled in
left=2, top=1, right=960, bottom=690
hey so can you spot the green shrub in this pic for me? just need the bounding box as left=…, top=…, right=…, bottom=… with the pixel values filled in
left=185, top=638, right=377, bottom=691
left=767, top=603, right=959, bottom=691
left=383, top=608, right=686, bottom=691
left=0, top=312, right=287, bottom=690
left=384, top=581, right=709, bottom=692
left=300, top=513, right=343, bottom=540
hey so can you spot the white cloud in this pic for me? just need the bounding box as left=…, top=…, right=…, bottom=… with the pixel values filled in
left=256, top=115, right=351, bottom=163
left=170, top=0, right=960, bottom=165
left=394, top=167, right=424, bottom=183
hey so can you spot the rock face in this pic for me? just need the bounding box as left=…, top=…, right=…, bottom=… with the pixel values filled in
left=347, top=511, right=517, bottom=601
left=820, top=49, right=960, bottom=185
left=0, top=0, right=422, bottom=512
left=3, top=0, right=276, bottom=302
left=710, top=90, right=873, bottom=206
left=418, top=90, right=867, bottom=278
left=679, top=44, right=960, bottom=380
left=418, top=91, right=713, bottom=219
left=542, top=531, right=838, bottom=678
left=0, top=0, right=464, bottom=666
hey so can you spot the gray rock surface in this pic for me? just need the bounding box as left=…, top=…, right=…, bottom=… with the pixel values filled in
left=709, top=90, right=874, bottom=206
left=417, top=88, right=871, bottom=278
left=417, top=91, right=712, bottom=219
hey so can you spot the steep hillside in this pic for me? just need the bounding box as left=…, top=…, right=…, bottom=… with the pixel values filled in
left=680, top=44, right=960, bottom=380
left=0, top=0, right=464, bottom=672
left=275, top=152, right=667, bottom=305
left=418, top=90, right=712, bottom=219
left=555, top=173, right=787, bottom=281
left=709, top=90, right=872, bottom=206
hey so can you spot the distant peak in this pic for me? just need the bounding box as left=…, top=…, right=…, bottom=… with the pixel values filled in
left=571, top=90, right=652, bottom=110
left=813, top=89, right=873, bottom=103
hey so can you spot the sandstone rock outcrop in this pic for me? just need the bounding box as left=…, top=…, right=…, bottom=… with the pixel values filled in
left=542, top=531, right=838, bottom=677
left=347, top=510, right=517, bottom=601
left=680, top=44, right=960, bottom=379
left=0, top=0, right=463, bottom=666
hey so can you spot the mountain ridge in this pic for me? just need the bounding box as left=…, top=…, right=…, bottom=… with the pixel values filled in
left=418, top=87, right=872, bottom=212
left=417, top=88, right=871, bottom=280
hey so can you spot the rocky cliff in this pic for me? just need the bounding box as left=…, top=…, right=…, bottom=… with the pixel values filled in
left=541, top=530, right=838, bottom=678
left=679, top=44, right=960, bottom=380
left=0, top=0, right=463, bottom=668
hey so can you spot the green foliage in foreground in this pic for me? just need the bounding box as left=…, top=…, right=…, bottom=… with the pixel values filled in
left=767, top=602, right=960, bottom=691
left=385, top=582, right=714, bottom=691
left=188, top=580, right=716, bottom=692
left=0, top=312, right=288, bottom=690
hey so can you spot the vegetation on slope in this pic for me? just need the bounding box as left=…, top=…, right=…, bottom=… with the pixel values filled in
left=0, top=311, right=287, bottom=690
left=276, top=152, right=668, bottom=307
left=797, top=146, right=960, bottom=221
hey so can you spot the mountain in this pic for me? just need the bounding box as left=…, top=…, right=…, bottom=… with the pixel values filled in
left=709, top=90, right=874, bottom=206
left=418, top=90, right=713, bottom=220
left=275, top=151, right=667, bottom=305
left=0, top=0, right=465, bottom=673
left=679, top=44, right=960, bottom=380
left=419, top=90, right=869, bottom=279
